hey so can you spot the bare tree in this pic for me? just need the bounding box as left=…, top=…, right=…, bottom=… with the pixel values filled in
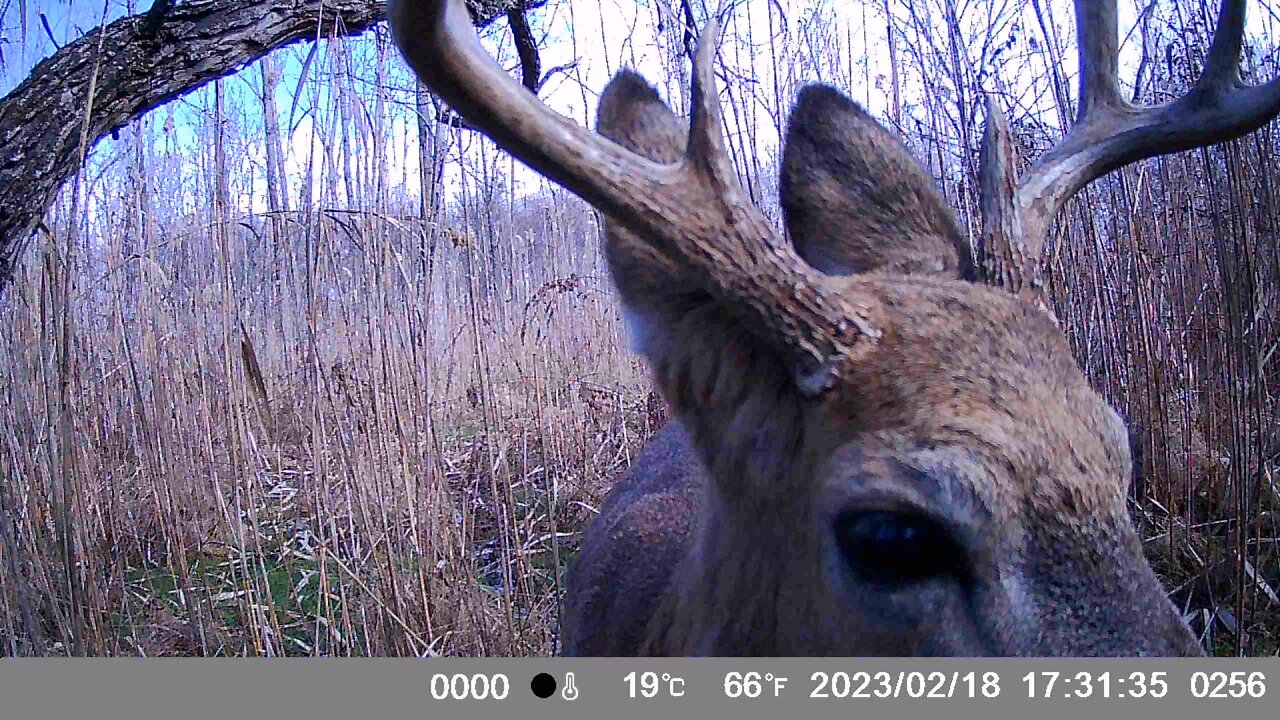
left=0, top=0, right=537, bottom=290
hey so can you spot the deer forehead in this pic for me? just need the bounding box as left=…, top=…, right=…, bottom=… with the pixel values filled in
left=816, top=277, right=1129, bottom=522
left=817, top=394, right=1129, bottom=526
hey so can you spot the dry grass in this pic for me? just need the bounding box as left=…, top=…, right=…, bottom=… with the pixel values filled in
left=0, top=0, right=1277, bottom=656
left=0, top=197, right=672, bottom=656
left=0, top=193, right=1274, bottom=656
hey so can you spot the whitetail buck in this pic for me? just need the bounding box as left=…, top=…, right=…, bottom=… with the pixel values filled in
left=390, top=0, right=1280, bottom=655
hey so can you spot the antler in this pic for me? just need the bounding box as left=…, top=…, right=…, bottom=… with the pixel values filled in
left=388, top=0, right=882, bottom=394
left=979, top=0, right=1280, bottom=297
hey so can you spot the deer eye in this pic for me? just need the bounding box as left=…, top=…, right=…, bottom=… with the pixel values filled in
left=833, top=510, right=967, bottom=589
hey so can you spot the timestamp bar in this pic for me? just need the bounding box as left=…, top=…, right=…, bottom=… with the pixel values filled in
left=0, top=658, right=1274, bottom=720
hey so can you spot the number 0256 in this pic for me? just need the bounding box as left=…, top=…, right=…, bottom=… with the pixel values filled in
left=1189, top=672, right=1266, bottom=698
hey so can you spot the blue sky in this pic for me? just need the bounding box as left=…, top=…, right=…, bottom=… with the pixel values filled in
left=3, top=1, right=1279, bottom=219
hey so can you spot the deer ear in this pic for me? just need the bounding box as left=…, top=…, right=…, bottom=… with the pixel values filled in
left=594, top=71, right=691, bottom=359
left=781, top=85, right=974, bottom=279
left=597, top=70, right=686, bottom=164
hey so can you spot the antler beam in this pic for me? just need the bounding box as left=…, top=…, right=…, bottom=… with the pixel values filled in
left=388, top=0, right=883, bottom=393
left=979, top=0, right=1280, bottom=297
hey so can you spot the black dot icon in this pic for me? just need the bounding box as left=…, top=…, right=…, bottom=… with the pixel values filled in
left=531, top=673, right=558, bottom=699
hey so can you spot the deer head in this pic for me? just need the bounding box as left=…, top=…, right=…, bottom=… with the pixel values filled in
left=389, top=0, right=1277, bottom=655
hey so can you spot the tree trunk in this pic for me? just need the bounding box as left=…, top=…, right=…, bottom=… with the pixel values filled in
left=0, top=0, right=532, bottom=290
left=260, top=54, right=293, bottom=363
left=417, top=83, right=448, bottom=288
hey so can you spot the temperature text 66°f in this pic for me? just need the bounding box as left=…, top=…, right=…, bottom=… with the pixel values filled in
left=724, top=672, right=790, bottom=698
left=625, top=671, right=687, bottom=698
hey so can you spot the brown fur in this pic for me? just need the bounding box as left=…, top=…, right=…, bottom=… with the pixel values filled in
left=562, top=74, right=1202, bottom=656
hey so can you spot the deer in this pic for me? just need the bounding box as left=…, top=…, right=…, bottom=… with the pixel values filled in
left=389, top=0, right=1280, bottom=655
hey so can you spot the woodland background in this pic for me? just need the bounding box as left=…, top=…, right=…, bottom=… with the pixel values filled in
left=0, top=0, right=1277, bottom=656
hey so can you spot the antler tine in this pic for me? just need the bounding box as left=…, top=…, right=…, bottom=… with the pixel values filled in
left=979, top=0, right=1280, bottom=297
left=687, top=16, right=738, bottom=186
left=1075, top=0, right=1124, bottom=117
left=389, top=0, right=677, bottom=232
left=389, top=0, right=882, bottom=393
left=1199, top=0, right=1247, bottom=95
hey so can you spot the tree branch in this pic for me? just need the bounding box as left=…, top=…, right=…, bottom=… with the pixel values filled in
left=0, top=0, right=531, bottom=289
left=506, top=7, right=540, bottom=92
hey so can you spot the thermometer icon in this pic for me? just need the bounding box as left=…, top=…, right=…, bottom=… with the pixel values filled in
left=562, top=672, right=579, bottom=701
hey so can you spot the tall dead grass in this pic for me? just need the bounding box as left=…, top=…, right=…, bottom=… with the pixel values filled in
left=0, top=1, right=1277, bottom=656
left=0, top=189, right=668, bottom=656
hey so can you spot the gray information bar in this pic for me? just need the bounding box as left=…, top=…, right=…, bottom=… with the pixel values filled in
left=1, top=658, right=1275, bottom=719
